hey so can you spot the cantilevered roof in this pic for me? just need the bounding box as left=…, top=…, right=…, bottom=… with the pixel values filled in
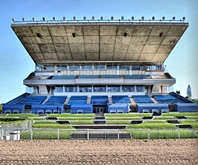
left=11, top=22, right=188, bottom=64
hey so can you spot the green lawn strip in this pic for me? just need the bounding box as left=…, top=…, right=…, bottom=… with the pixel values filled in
left=105, top=113, right=152, bottom=117
left=6, top=114, right=37, bottom=118
left=32, top=123, right=73, bottom=129
left=70, top=120, right=94, bottom=125
left=105, top=117, right=142, bottom=120
left=57, top=117, right=94, bottom=120
left=106, top=120, right=130, bottom=124
left=127, top=120, right=177, bottom=129
left=153, top=116, right=175, bottom=120
left=186, top=116, right=198, bottom=119
left=162, top=112, right=198, bottom=117
left=20, top=129, right=75, bottom=140
left=29, top=117, right=47, bottom=120
left=33, top=121, right=56, bottom=124
left=126, top=129, right=198, bottom=139
left=179, top=120, right=198, bottom=129
left=49, top=114, right=95, bottom=117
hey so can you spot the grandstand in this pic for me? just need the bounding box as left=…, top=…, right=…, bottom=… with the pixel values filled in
left=2, top=16, right=197, bottom=114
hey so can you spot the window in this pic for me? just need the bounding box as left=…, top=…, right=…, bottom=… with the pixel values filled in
left=93, top=86, right=106, bottom=92
left=107, top=85, right=120, bottom=92
left=54, top=86, right=63, bottom=92
left=136, top=85, right=144, bottom=92
left=79, top=86, right=92, bottom=92
left=122, top=85, right=135, bottom=92
left=65, top=86, right=77, bottom=92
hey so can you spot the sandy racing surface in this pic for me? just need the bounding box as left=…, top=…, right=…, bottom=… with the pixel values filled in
left=0, top=139, right=197, bottom=165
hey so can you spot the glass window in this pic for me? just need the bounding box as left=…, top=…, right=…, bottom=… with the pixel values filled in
left=94, top=64, right=105, bottom=70
left=69, top=65, right=80, bottom=70
left=136, top=85, right=144, bottom=92
left=93, top=86, right=106, bottom=92
left=81, top=65, right=92, bottom=70
left=65, top=86, right=77, bottom=92
left=107, top=85, right=120, bottom=92
left=119, top=65, right=130, bottom=70
left=107, top=65, right=117, bottom=70
left=54, top=86, right=63, bottom=92
left=122, top=85, right=135, bottom=92
left=79, top=86, right=92, bottom=92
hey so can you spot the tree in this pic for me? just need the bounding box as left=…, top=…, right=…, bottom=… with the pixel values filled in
left=186, top=85, right=192, bottom=98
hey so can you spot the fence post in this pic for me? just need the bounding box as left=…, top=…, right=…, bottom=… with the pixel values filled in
left=57, top=129, right=59, bottom=140
left=30, top=128, right=33, bottom=140
left=87, top=129, right=89, bottom=140
left=178, top=128, right=180, bottom=139
left=148, top=129, right=150, bottom=140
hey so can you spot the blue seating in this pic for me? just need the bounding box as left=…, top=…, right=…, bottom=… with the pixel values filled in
left=52, top=75, right=75, bottom=79
left=153, top=95, right=184, bottom=104
left=5, top=93, right=30, bottom=104
left=91, top=95, right=108, bottom=105
left=68, top=96, right=87, bottom=105
left=133, top=95, right=153, bottom=103
left=78, top=75, right=98, bottom=79
left=107, top=104, right=129, bottom=113
left=136, top=104, right=168, bottom=113
left=169, top=92, right=194, bottom=103
left=2, top=104, right=25, bottom=113
left=112, top=95, right=131, bottom=104
left=124, top=75, right=147, bottom=79
left=71, top=104, right=93, bottom=113
left=31, top=105, right=63, bottom=114
left=175, top=103, right=198, bottom=112
left=15, top=96, right=47, bottom=105
left=45, top=96, right=67, bottom=105
left=101, top=75, right=120, bottom=78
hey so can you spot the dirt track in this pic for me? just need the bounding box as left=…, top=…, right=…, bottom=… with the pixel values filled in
left=0, top=139, right=197, bottom=165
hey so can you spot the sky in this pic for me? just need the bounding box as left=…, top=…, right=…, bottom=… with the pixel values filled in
left=0, top=0, right=197, bottom=103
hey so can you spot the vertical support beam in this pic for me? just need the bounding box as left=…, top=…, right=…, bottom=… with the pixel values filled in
left=30, top=128, right=33, bottom=140
left=87, top=129, right=89, bottom=140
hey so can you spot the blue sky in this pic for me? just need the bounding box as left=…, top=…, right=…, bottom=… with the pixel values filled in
left=0, top=0, right=197, bottom=103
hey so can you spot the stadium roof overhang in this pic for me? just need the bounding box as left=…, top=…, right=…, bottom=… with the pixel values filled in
left=11, top=22, right=188, bottom=65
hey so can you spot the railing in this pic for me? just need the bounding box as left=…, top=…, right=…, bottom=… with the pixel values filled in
left=1, top=128, right=197, bottom=140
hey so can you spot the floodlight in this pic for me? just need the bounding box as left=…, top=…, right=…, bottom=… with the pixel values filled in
left=32, top=17, right=35, bottom=21
left=83, top=16, right=86, bottom=20
left=53, top=17, right=55, bottom=21
left=162, top=16, right=165, bottom=21
left=42, top=17, right=45, bottom=21
left=172, top=17, right=175, bottom=20
left=63, top=17, right=66, bottom=20
left=22, top=18, right=25, bottom=21
left=12, top=18, right=15, bottom=22
left=73, top=16, right=76, bottom=20
left=152, top=16, right=155, bottom=20
left=121, top=16, right=124, bottom=20
left=142, top=16, right=144, bottom=20
left=183, top=17, right=185, bottom=21
left=131, top=16, right=134, bottom=20
left=101, top=16, right=103, bottom=20
left=92, top=16, right=94, bottom=20
left=111, top=16, right=113, bottom=20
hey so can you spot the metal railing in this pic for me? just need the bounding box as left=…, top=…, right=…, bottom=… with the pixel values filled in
left=1, top=127, right=197, bottom=140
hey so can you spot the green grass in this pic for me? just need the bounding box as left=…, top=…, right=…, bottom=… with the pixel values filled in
left=57, top=117, right=94, bottom=120
left=32, top=123, right=73, bottom=129
left=127, top=120, right=177, bottom=129
left=126, top=129, right=198, bottom=139
left=29, top=117, right=47, bottom=120
left=186, top=116, right=198, bottom=119
left=106, top=120, right=130, bottom=124
left=49, top=114, right=95, bottom=117
left=105, top=113, right=152, bottom=117
left=20, top=129, right=75, bottom=140
left=105, top=117, right=142, bottom=120
left=70, top=120, right=94, bottom=125
left=6, top=114, right=37, bottom=118
left=162, top=112, right=198, bottom=117
left=153, top=116, right=175, bottom=120
left=179, top=120, right=198, bottom=129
